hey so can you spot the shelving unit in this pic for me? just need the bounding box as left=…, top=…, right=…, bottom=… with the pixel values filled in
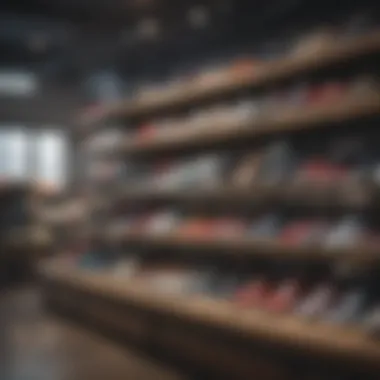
left=109, top=94, right=380, bottom=157
left=96, top=230, right=380, bottom=264
left=42, top=24, right=380, bottom=379
left=78, top=30, right=380, bottom=127
left=108, top=181, right=375, bottom=209
left=0, top=181, right=53, bottom=284
left=41, top=263, right=380, bottom=374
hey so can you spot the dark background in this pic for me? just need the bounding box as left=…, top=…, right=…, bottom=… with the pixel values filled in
left=0, top=0, right=378, bottom=124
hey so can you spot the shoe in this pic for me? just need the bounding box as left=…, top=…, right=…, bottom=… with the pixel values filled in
left=294, top=159, right=347, bottom=185
left=258, top=141, right=296, bottom=184
left=211, top=218, right=246, bottom=239
left=279, top=220, right=321, bottom=246
left=324, top=216, right=365, bottom=248
left=234, top=278, right=272, bottom=308
left=207, top=273, right=242, bottom=299
left=306, top=82, right=347, bottom=107
left=177, top=218, right=214, bottom=239
left=324, top=289, right=367, bottom=324
left=145, top=211, right=181, bottom=235
left=229, top=152, right=264, bottom=187
left=295, top=284, right=336, bottom=319
left=264, top=279, right=302, bottom=313
left=248, top=213, right=282, bottom=239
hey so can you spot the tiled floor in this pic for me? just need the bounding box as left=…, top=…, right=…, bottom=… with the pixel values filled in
left=0, top=287, right=187, bottom=380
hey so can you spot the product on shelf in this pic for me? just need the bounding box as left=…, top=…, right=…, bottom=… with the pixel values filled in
left=234, top=277, right=273, bottom=308
left=149, top=154, right=228, bottom=190
left=324, top=215, right=366, bottom=248
left=112, top=256, right=141, bottom=279
left=293, top=159, right=347, bottom=185
left=229, top=151, right=264, bottom=188
left=279, top=220, right=326, bottom=246
left=295, top=283, right=337, bottom=318
left=177, top=217, right=214, bottom=238
left=258, top=140, right=296, bottom=184
left=210, top=217, right=247, bottom=239
left=138, top=122, right=158, bottom=140
left=306, top=81, right=348, bottom=106
left=248, top=213, right=283, bottom=239
left=205, top=272, right=243, bottom=299
left=264, top=278, right=302, bottom=313
left=63, top=13, right=380, bottom=379
left=325, top=288, right=368, bottom=324
left=144, top=210, right=181, bottom=235
left=78, top=249, right=114, bottom=270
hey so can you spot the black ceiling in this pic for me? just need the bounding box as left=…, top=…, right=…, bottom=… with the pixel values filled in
left=0, top=0, right=228, bottom=25
left=0, top=0, right=378, bottom=96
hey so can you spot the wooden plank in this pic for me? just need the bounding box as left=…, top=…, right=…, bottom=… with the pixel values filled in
left=78, top=30, right=380, bottom=127
left=99, top=230, right=380, bottom=265
left=39, top=265, right=380, bottom=373
left=108, top=181, right=374, bottom=210
left=114, top=94, right=380, bottom=157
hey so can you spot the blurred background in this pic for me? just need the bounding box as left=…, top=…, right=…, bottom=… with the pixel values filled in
left=1, top=1, right=380, bottom=379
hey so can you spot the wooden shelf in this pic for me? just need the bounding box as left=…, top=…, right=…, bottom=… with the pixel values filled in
left=67, top=30, right=380, bottom=374
left=78, top=31, right=380, bottom=127
left=114, top=94, right=380, bottom=157
left=109, top=181, right=375, bottom=210
left=101, top=231, right=380, bottom=264
left=40, top=265, right=380, bottom=372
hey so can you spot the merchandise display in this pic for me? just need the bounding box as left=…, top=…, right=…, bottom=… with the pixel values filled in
left=104, top=209, right=374, bottom=252
left=248, top=213, right=283, bottom=239
left=48, top=252, right=380, bottom=334
left=42, top=11, right=380, bottom=379
left=83, top=74, right=380, bottom=156
left=86, top=124, right=380, bottom=198
left=295, top=283, right=336, bottom=319
left=75, top=19, right=379, bottom=129
left=126, top=77, right=378, bottom=145
left=324, top=215, right=366, bottom=248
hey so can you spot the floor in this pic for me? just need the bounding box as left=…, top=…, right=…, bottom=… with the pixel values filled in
left=0, top=287, right=188, bottom=380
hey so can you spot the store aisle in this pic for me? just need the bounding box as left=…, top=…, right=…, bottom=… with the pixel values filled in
left=0, top=288, right=187, bottom=380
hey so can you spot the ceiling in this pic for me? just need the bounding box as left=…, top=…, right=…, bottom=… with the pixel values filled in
left=0, top=0, right=377, bottom=124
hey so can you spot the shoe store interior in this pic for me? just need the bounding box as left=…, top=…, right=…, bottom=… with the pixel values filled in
left=2, top=0, right=380, bottom=379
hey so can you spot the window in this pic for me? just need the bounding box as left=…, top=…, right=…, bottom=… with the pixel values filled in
left=0, top=126, right=68, bottom=188
left=0, top=71, right=38, bottom=97
left=34, top=129, right=68, bottom=189
left=0, top=126, right=28, bottom=179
